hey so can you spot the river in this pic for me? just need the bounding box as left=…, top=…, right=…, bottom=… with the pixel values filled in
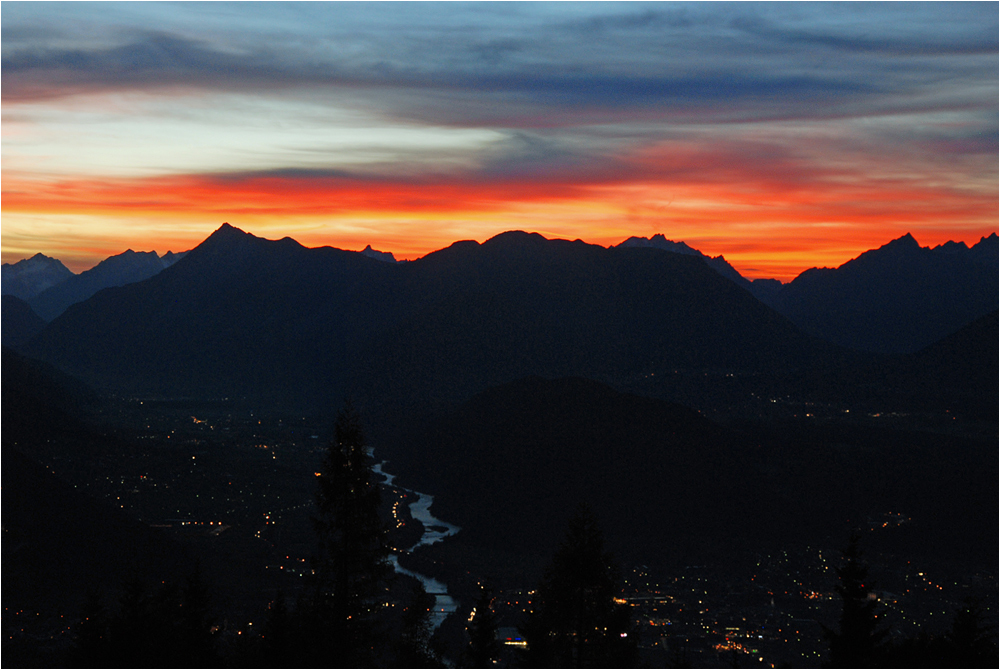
left=374, top=461, right=461, bottom=631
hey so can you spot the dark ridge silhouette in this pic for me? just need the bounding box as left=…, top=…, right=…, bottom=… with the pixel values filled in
left=1, top=346, right=98, bottom=429
left=892, top=310, right=999, bottom=420
left=1, top=295, right=46, bottom=347
left=383, top=376, right=736, bottom=569
left=361, top=244, right=399, bottom=263
left=1, top=252, right=74, bottom=301
left=2, top=450, right=193, bottom=616
left=615, top=231, right=998, bottom=355
left=22, top=224, right=397, bottom=406
left=23, top=224, right=835, bottom=414
left=29, top=248, right=185, bottom=321
left=617, top=233, right=750, bottom=288
left=345, top=230, right=836, bottom=415
left=747, top=276, right=784, bottom=304
left=758, top=232, right=998, bottom=354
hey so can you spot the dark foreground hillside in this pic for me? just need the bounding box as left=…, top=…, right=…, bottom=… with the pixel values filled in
left=382, top=376, right=998, bottom=581
left=2, top=349, right=195, bottom=664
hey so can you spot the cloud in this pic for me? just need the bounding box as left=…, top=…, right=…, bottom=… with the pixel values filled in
left=3, top=3, right=994, bottom=129
left=729, top=4, right=998, bottom=57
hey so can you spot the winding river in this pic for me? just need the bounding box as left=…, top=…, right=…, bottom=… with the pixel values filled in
left=374, top=462, right=461, bottom=631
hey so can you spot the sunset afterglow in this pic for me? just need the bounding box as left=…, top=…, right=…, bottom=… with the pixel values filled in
left=3, top=2, right=996, bottom=278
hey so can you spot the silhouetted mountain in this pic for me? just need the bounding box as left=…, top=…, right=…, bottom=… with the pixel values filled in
left=617, top=234, right=750, bottom=288
left=352, top=230, right=837, bottom=415
left=361, top=245, right=399, bottom=263
left=747, top=277, right=784, bottom=305
left=1, top=295, right=46, bottom=348
left=1, top=253, right=74, bottom=301
left=758, top=233, right=998, bottom=353
left=24, top=225, right=833, bottom=414
left=2, top=347, right=99, bottom=445
left=160, top=250, right=185, bottom=267
left=29, top=248, right=186, bottom=321
left=24, top=224, right=407, bottom=407
left=884, top=310, right=999, bottom=421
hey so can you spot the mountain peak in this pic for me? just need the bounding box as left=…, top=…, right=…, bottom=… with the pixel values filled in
left=1, top=253, right=75, bottom=301
left=974, top=232, right=999, bottom=249
left=616, top=234, right=702, bottom=257
left=361, top=245, right=398, bottom=263
left=8, top=253, right=66, bottom=268
left=483, top=230, right=549, bottom=248
left=193, top=223, right=258, bottom=254
left=209, top=222, right=251, bottom=239
left=882, top=232, right=920, bottom=250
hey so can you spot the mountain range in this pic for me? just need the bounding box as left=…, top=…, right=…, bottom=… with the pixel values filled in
left=758, top=233, right=998, bottom=353
left=28, top=249, right=187, bottom=322
left=620, top=232, right=998, bottom=354
left=21, top=224, right=837, bottom=414
left=7, top=228, right=995, bottom=353
left=616, top=234, right=750, bottom=287
left=8, top=224, right=997, bottom=420
left=2, top=248, right=187, bottom=321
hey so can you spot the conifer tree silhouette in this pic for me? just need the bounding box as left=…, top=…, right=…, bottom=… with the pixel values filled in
left=521, top=504, right=635, bottom=668
left=466, top=584, right=502, bottom=668
left=309, top=401, right=391, bottom=667
left=260, top=593, right=292, bottom=666
left=948, top=597, right=996, bottom=668
left=826, top=532, right=887, bottom=667
left=396, top=581, right=439, bottom=667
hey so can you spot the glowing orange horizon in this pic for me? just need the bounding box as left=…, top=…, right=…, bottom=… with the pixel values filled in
left=3, top=168, right=996, bottom=281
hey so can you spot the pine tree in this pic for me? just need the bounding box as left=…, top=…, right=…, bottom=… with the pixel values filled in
left=466, top=583, right=502, bottom=668
left=521, top=504, right=635, bottom=668
left=396, top=581, right=439, bottom=667
left=260, top=593, right=292, bottom=666
left=310, top=401, right=392, bottom=666
left=73, top=590, right=110, bottom=667
left=826, top=532, right=887, bottom=667
left=949, top=597, right=996, bottom=668
left=178, top=568, right=217, bottom=666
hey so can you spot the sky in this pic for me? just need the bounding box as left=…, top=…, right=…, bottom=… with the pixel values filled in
left=2, top=2, right=997, bottom=279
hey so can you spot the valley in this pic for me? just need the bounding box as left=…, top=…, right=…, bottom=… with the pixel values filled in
left=6, top=384, right=994, bottom=667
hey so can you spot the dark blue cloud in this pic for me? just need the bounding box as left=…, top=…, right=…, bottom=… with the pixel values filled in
left=453, top=71, right=873, bottom=107
left=730, top=11, right=997, bottom=57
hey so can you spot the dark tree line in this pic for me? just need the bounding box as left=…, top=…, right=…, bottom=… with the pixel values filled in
left=826, top=532, right=888, bottom=667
